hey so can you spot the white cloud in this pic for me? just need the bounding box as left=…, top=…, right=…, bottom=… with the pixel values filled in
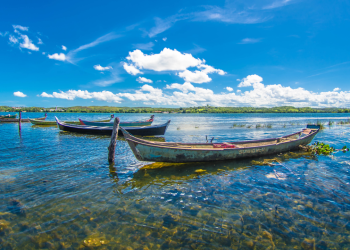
left=238, top=38, right=261, bottom=44
left=163, top=37, right=167, bottom=41
left=0, top=32, right=9, bottom=37
left=9, top=35, right=18, bottom=44
left=137, top=77, right=153, bottom=83
left=226, top=87, right=233, bottom=92
left=263, top=0, right=292, bottom=9
left=37, top=38, right=43, bottom=44
left=67, top=32, right=121, bottom=63
left=42, top=52, right=46, bottom=55
left=123, top=62, right=143, bottom=75
left=40, top=90, right=123, bottom=103
left=39, top=75, right=350, bottom=108
left=177, top=64, right=226, bottom=83
left=238, top=74, right=263, bottom=87
left=62, top=45, right=67, bottom=51
left=178, top=70, right=211, bottom=83
left=333, top=88, right=340, bottom=91
left=93, top=64, right=112, bottom=71
left=40, top=92, right=54, bottom=98
left=125, top=48, right=225, bottom=83
left=126, top=48, right=204, bottom=71
left=12, top=25, right=28, bottom=31
left=19, top=34, right=39, bottom=51
left=48, top=53, right=66, bottom=61
left=13, top=91, right=27, bottom=97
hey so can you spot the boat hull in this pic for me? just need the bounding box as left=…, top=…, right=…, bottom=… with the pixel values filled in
left=56, top=118, right=170, bottom=136
left=123, top=127, right=320, bottom=163
left=0, top=115, right=17, bottom=119
left=0, top=117, right=46, bottom=123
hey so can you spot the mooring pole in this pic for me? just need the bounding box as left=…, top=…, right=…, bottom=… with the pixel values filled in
left=18, top=111, right=22, bottom=132
left=108, top=117, right=120, bottom=164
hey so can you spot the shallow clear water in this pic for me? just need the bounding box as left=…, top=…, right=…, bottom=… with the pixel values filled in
left=1, top=112, right=350, bottom=249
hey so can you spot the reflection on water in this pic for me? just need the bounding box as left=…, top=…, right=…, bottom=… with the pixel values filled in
left=1, top=113, right=350, bottom=249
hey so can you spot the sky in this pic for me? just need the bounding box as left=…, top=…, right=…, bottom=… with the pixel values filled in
left=1, top=0, right=350, bottom=108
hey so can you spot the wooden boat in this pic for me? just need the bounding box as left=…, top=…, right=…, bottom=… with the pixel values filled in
left=79, top=115, right=155, bottom=127
left=56, top=117, right=170, bottom=136
left=0, top=114, right=17, bottom=119
left=0, top=116, right=46, bottom=123
left=29, top=118, right=110, bottom=125
left=122, top=125, right=321, bottom=163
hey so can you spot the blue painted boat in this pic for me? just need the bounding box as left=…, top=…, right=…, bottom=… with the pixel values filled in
left=122, top=125, right=320, bottom=163
left=56, top=117, right=170, bottom=136
left=79, top=115, right=154, bottom=127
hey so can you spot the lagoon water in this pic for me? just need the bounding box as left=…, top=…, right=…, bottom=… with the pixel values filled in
left=1, top=112, right=350, bottom=249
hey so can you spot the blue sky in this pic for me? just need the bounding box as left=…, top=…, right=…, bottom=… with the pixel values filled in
left=1, top=0, right=350, bottom=108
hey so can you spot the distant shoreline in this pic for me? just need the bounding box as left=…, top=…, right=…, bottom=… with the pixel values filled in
left=1, top=105, right=349, bottom=114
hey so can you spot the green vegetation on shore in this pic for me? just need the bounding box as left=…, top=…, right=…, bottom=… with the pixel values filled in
left=1, top=105, right=350, bottom=113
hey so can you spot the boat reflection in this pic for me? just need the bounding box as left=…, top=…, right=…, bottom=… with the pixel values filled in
left=114, top=150, right=315, bottom=191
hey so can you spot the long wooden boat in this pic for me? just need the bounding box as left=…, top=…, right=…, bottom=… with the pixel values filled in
left=29, top=118, right=110, bottom=125
left=0, top=114, right=17, bottom=119
left=122, top=125, right=321, bottom=163
left=0, top=116, right=46, bottom=123
left=55, top=117, right=170, bottom=136
left=79, top=115, right=154, bottom=127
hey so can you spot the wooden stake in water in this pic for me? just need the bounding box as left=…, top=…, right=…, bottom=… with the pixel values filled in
left=19, top=111, right=22, bottom=131
left=108, top=117, right=120, bottom=164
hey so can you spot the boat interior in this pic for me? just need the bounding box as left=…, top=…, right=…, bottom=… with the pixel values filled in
left=125, top=128, right=318, bottom=150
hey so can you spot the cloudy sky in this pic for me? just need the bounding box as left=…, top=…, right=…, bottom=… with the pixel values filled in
left=1, top=0, right=350, bottom=107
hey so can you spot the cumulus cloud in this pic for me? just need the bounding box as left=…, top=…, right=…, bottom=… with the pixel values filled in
left=238, top=74, right=263, bottom=87
left=62, top=45, right=67, bottom=51
left=13, top=91, right=27, bottom=97
left=137, top=77, right=153, bottom=83
left=333, top=88, right=340, bottom=91
left=40, top=90, right=123, bottom=103
left=37, top=38, right=43, bottom=44
left=126, top=48, right=204, bottom=71
left=48, top=53, right=66, bottom=61
left=93, top=64, right=112, bottom=71
left=163, top=37, right=167, bottom=41
left=226, top=87, right=233, bottom=92
left=40, top=92, right=54, bottom=98
left=39, top=76, right=350, bottom=108
left=123, top=62, right=143, bottom=75
left=124, top=48, right=225, bottom=83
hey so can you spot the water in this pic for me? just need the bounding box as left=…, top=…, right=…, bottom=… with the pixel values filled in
left=1, top=112, right=350, bottom=249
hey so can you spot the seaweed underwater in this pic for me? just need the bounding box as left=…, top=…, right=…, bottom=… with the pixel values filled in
left=1, top=113, right=350, bottom=249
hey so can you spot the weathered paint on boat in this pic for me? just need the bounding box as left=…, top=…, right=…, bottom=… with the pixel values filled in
left=122, top=125, right=320, bottom=163
left=0, top=116, right=46, bottom=123
left=79, top=115, right=154, bottom=127
left=56, top=117, right=170, bottom=136
left=29, top=118, right=110, bottom=125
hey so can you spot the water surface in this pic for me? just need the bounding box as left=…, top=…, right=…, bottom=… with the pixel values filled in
left=1, top=113, right=350, bottom=249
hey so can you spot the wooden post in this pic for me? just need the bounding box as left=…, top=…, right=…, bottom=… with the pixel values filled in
left=19, top=111, right=22, bottom=131
left=108, top=117, right=120, bottom=164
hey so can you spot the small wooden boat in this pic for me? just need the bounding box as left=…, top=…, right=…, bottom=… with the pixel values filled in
left=122, top=125, right=321, bottom=163
left=56, top=117, right=170, bottom=136
left=0, top=114, right=17, bottom=119
left=0, top=116, right=46, bottom=123
left=79, top=115, right=155, bottom=127
left=30, top=118, right=110, bottom=125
